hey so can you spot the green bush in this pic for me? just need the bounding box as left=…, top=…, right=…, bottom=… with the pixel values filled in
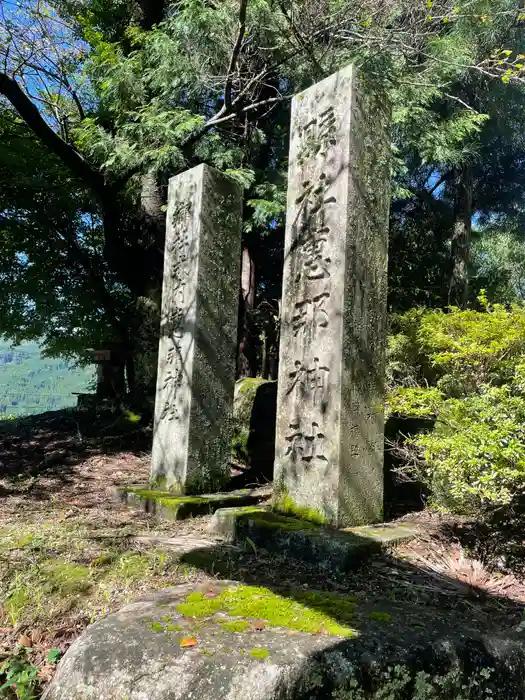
left=386, top=387, right=443, bottom=419
left=388, top=295, right=525, bottom=396
left=415, top=388, right=525, bottom=514
left=388, top=296, right=525, bottom=515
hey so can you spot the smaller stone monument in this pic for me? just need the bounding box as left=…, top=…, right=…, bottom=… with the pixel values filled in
left=151, top=164, right=242, bottom=493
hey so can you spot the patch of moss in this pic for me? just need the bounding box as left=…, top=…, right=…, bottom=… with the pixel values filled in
left=123, top=488, right=211, bottom=505
left=273, top=493, right=328, bottom=525
left=150, top=622, right=164, bottom=632
left=220, top=619, right=250, bottom=633
left=244, top=510, right=319, bottom=532
left=42, top=560, right=92, bottom=596
left=176, top=585, right=357, bottom=637
left=109, top=553, right=153, bottom=580
left=250, top=647, right=270, bottom=660
left=237, top=378, right=265, bottom=396
left=147, top=475, right=183, bottom=493
left=232, top=427, right=250, bottom=457
left=12, top=534, right=35, bottom=549
left=90, top=553, right=118, bottom=568
left=227, top=506, right=268, bottom=517
left=368, top=611, right=393, bottom=624
left=165, top=624, right=182, bottom=632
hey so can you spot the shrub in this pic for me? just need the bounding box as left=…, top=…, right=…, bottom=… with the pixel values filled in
left=388, top=296, right=525, bottom=515
left=414, top=388, right=525, bottom=514
left=386, top=387, right=443, bottom=419
left=388, top=295, right=525, bottom=397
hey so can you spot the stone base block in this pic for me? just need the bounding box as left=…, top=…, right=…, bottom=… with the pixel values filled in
left=209, top=507, right=417, bottom=572
left=115, top=486, right=269, bottom=521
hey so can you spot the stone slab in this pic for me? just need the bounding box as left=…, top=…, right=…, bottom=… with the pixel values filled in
left=115, top=486, right=270, bottom=521
left=151, top=164, right=242, bottom=494
left=274, top=64, right=390, bottom=527
left=208, top=507, right=417, bottom=571
left=132, top=534, right=238, bottom=555
left=43, top=580, right=525, bottom=700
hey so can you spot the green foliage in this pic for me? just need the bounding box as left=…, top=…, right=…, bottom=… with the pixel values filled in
left=0, top=648, right=60, bottom=700
left=417, top=387, right=525, bottom=512
left=333, top=663, right=494, bottom=700
left=0, top=652, right=39, bottom=700
left=389, top=299, right=525, bottom=514
left=472, top=230, right=525, bottom=304
left=0, top=341, right=95, bottom=418
left=388, top=298, right=525, bottom=396
left=387, top=388, right=444, bottom=418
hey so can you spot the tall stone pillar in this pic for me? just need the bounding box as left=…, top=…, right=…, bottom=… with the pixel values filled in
left=274, top=65, right=391, bottom=526
left=151, top=164, right=242, bottom=493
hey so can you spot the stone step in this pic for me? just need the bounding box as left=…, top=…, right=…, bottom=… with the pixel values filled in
left=115, top=485, right=271, bottom=520
left=209, top=506, right=417, bottom=572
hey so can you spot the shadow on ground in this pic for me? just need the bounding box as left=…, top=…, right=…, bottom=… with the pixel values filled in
left=0, top=407, right=151, bottom=496
left=177, top=536, right=525, bottom=698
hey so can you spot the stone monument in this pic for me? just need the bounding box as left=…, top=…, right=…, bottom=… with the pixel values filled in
left=151, top=164, right=242, bottom=493
left=274, top=64, right=391, bottom=526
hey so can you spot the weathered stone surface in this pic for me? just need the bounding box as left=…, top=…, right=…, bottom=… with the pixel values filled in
left=43, top=581, right=525, bottom=700
left=232, top=378, right=277, bottom=479
left=151, top=164, right=242, bottom=494
left=274, top=64, right=390, bottom=527
left=208, top=507, right=416, bottom=571
left=116, top=485, right=270, bottom=520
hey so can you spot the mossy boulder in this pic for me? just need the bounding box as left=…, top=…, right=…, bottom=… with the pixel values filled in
left=232, top=378, right=277, bottom=479
left=43, top=581, right=525, bottom=700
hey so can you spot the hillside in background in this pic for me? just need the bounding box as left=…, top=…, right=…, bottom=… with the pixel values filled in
left=0, top=342, right=96, bottom=417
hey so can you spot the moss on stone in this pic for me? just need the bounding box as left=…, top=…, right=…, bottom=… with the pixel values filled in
left=147, top=475, right=183, bottom=494
left=238, top=378, right=265, bottom=396
left=231, top=428, right=250, bottom=457
left=368, top=611, right=393, bottom=624
left=150, top=622, right=164, bottom=632
left=224, top=506, right=268, bottom=517
left=219, top=619, right=250, bottom=633
left=243, top=510, right=319, bottom=532
left=175, top=585, right=357, bottom=637
left=273, top=493, right=328, bottom=525
left=122, top=488, right=212, bottom=505
left=165, top=624, right=182, bottom=632
left=250, top=647, right=270, bottom=660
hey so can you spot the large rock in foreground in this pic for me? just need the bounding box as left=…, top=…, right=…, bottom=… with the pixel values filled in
left=44, top=581, right=525, bottom=700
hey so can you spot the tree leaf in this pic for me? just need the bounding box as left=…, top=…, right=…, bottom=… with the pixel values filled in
left=46, top=648, right=62, bottom=663
left=180, top=637, right=198, bottom=648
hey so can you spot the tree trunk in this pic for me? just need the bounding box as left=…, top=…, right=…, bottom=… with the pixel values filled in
left=449, top=164, right=473, bottom=308
left=237, top=246, right=256, bottom=377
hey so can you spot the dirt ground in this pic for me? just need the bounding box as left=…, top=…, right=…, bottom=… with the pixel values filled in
left=1, top=408, right=524, bottom=697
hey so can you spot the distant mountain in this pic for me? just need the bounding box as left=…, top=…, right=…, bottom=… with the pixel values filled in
left=0, top=341, right=96, bottom=417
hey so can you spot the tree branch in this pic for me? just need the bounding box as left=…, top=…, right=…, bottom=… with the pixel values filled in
left=276, top=0, right=323, bottom=78
left=0, top=71, right=105, bottom=197
left=223, top=0, right=248, bottom=112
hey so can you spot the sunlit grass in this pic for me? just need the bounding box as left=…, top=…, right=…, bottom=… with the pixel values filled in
left=0, top=522, right=196, bottom=631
